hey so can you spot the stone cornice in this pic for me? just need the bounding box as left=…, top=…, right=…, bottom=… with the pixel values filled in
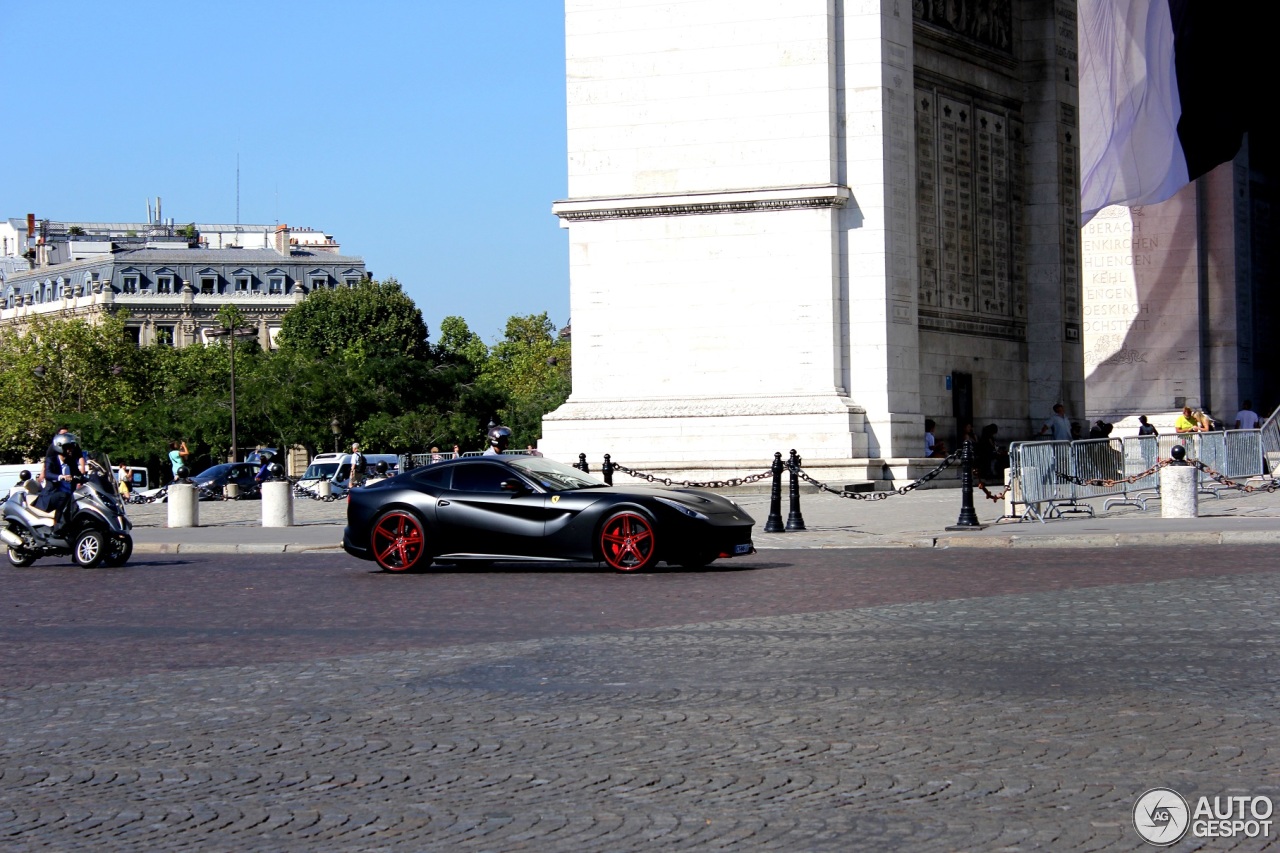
left=552, top=185, right=851, bottom=222
left=544, top=395, right=864, bottom=421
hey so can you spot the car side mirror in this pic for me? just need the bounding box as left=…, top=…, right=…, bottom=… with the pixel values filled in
left=500, top=478, right=529, bottom=494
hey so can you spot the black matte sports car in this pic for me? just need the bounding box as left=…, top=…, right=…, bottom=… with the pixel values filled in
left=342, top=455, right=755, bottom=572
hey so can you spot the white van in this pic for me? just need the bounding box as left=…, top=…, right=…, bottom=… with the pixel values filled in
left=297, top=452, right=400, bottom=491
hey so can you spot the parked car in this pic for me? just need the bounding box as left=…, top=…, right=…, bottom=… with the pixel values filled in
left=343, top=454, right=756, bottom=573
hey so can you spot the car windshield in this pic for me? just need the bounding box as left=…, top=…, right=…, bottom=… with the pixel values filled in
left=303, top=463, right=339, bottom=479
left=509, top=456, right=605, bottom=492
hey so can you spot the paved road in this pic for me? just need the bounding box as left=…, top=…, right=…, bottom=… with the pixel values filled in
left=1, top=549, right=1276, bottom=850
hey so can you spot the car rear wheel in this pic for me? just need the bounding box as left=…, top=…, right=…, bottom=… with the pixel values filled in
left=371, top=510, right=431, bottom=572
left=599, top=511, right=658, bottom=572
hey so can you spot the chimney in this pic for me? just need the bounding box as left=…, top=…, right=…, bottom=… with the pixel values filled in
left=274, top=224, right=290, bottom=255
left=26, top=213, right=35, bottom=241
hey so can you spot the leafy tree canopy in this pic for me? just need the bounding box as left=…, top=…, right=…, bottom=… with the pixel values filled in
left=276, top=277, right=430, bottom=363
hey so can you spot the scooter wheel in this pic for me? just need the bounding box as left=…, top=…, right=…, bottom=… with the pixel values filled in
left=103, top=535, right=133, bottom=568
left=72, top=529, right=107, bottom=568
left=6, top=547, right=36, bottom=568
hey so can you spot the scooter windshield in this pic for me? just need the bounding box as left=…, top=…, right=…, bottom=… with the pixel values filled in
left=83, top=451, right=118, bottom=497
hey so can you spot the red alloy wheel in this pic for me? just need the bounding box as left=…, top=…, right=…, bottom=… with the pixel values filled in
left=599, top=511, right=658, bottom=572
left=371, top=510, right=428, bottom=572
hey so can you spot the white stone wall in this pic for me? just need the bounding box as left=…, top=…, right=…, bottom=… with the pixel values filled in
left=566, top=0, right=837, bottom=198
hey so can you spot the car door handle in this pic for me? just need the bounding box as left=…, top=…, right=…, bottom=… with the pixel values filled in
left=438, top=500, right=450, bottom=506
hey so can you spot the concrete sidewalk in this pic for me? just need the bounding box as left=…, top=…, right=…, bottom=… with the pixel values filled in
left=119, top=478, right=1280, bottom=555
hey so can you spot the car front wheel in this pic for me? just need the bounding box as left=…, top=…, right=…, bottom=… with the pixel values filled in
left=599, top=511, right=658, bottom=572
left=371, top=510, right=431, bottom=572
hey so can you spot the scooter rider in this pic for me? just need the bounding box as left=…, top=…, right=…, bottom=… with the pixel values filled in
left=34, top=431, right=80, bottom=532
left=483, top=425, right=512, bottom=455
left=254, top=449, right=276, bottom=484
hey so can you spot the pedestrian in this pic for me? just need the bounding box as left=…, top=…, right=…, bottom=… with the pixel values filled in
left=452, top=444, right=461, bottom=459
left=1039, top=403, right=1072, bottom=441
left=168, top=440, right=189, bottom=481
left=1137, top=415, right=1158, bottom=436
left=975, top=424, right=1006, bottom=480
left=349, top=442, right=367, bottom=488
left=430, top=446, right=442, bottom=464
left=116, top=464, right=131, bottom=498
left=924, top=419, right=937, bottom=457
left=1174, top=406, right=1200, bottom=434
left=1234, top=400, right=1261, bottom=430
left=526, top=444, right=543, bottom=457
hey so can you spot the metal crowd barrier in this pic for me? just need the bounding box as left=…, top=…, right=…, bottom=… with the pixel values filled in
left=1011, top=428, right=1267, bottom=521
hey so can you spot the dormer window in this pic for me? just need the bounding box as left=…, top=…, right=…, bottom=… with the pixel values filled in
left=236, top=276, right=251, bottom=292
left=308, top=274, right=327, bottom=292
left=157, top=275, right=174, bottom=294
left=123, top=275, right=139, bottom=293
left=200, top=276, right=218, bottom=295
left=268, top=276, right=285, bottom=294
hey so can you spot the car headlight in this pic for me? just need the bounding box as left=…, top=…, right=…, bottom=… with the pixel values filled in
left=654, top=496, right=709, bottom=520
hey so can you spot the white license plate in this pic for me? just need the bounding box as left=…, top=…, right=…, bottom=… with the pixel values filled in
left=733, top=543, right=753, bottom=556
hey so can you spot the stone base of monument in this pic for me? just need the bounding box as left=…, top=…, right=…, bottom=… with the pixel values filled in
left=167, top=483, right=199, bottom=528
left=1160, top=466, right=1199, bottom=518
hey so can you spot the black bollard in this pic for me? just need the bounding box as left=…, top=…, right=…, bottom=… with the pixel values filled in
left=602, top=454, right=614, bottom=486
left=785, top=449, right=807, bottom=531
left=764, top=452, right=785, bottom=532
left=575, top=453, right=589, bottom=474
left=946, top=439, right=986, bottom=530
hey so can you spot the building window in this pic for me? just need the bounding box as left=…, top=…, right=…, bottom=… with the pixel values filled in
left=344, top=277, right=360, bottom=288
left=269, top=276, right=284, bottom=294
left=125, top=327, right=141, bottom=346
left=155, top=325, right=175, bottom=346
left=157, top=275, right=173, bottom=294
left=308, top=276, right=327, bottom=292
left=200, top=277, right=218, bottom=295
left=122, top=276, right=139, bottom=293
left=236, top=276, right=251, bottom=292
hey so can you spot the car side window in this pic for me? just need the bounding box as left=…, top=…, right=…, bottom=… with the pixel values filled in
left=450, top=463, right=512, bottom=493
left=413, top=466, right=451, bottom=489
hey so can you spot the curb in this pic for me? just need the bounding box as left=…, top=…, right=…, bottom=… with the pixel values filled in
left=132, top=542, right=344, bottom=555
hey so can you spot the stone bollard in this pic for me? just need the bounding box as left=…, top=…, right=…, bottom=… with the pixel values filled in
left=1161, top=466, right=1199, bottom=518
left=261, top=480, right=294, bottom=527
left=167, top=483, right=199, bottom=528
left=225, top=483, right=240, bottom=499
left=317, top=480, right=332, bottom=499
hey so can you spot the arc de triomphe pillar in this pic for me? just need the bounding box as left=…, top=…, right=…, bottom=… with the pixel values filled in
left=539, top=0, right=1083, bottom=469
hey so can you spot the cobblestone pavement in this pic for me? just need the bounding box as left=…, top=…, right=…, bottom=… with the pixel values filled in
left=1, top=552, right=1276, bottom=851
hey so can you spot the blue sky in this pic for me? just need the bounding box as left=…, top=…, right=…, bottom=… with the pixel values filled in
left=0, top=1, right=569, bottom=344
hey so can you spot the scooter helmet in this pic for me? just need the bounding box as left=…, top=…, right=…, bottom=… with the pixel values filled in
left=176, top=466, right=190, bottom=479
left=267, top=462, right=284, bottom=479
left=51, top=432, right=81, bottom=460
left=487, top=425, right=512, bottom=450
left=375, top=460, right=389, bottom=475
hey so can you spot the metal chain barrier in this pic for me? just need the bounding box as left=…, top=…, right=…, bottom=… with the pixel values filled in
left=609, top=462, right=775, bottom=490
left=1190, top=460, right=1280, bottom=493
left=1054, top=459, right=1169, bottom=488
left=971, top=474, right=1011, bottom=502
left=791, top=449, right=963, bottom=500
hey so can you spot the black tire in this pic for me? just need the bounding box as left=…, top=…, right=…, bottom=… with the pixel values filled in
left=370, top=510, right=432, bottom=572
left=103, top=535, right=133, bottom=568
left=6, top=547, right=36, bottom=568
left=72, top=529, right=107, bottom=568
left=599, top=510, right=659, bottom=572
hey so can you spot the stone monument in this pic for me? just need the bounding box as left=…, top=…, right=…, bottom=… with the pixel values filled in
left=541, top=0, right=1083, bottom=471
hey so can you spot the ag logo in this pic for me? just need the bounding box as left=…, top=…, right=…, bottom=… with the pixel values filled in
left=1134, top=788, right=1190, bottom=845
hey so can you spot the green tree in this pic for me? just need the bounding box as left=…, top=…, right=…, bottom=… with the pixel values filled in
left=480, top=313, right=571, bottom=447
left=276, top=277, right=429, bottom=363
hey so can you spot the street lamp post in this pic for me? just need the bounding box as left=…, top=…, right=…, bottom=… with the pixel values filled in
left=207, top=323, right=257, bottom=462
left=331, top=418, right=341, bottom=454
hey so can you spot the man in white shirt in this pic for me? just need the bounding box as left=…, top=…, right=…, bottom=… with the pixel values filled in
left=1234, top=400, right=1261, bottom=430
left=1039, top=403, right=1072, bottom=441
